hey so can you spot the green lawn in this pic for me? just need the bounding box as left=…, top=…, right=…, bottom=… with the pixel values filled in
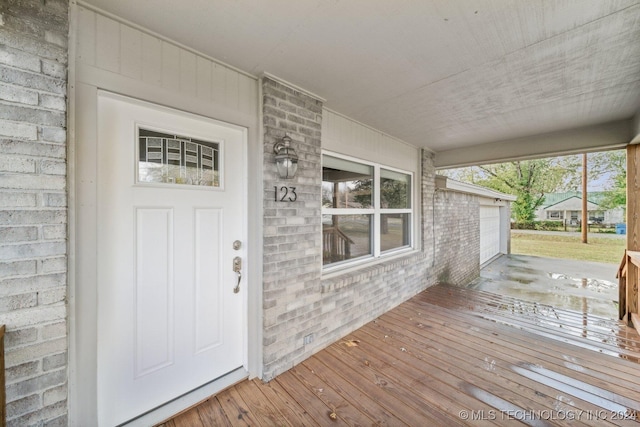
left=511, top=232, right=625, bottom=265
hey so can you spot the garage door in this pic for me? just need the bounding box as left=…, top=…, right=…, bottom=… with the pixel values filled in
left=480, top=206, right=501, bottom=264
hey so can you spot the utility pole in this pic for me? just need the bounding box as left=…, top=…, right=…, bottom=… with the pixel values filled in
left=582, top=153, right=588, bottom=244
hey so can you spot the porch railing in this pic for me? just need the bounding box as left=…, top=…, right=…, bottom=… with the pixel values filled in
left=617, top=250, right=640, bottom=333
left=323, top=227, right=354, bottom=264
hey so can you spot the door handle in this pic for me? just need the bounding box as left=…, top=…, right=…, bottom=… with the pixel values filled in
left=233, top=256, right=242, bottom=293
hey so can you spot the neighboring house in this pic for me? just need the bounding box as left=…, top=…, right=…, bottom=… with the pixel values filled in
left=0, top=2, right=638, bottom=426
left=535, top=192, right=626, bottom=225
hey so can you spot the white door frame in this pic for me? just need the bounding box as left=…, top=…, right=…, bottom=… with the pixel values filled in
left=69, top=74, right=263, bottom=427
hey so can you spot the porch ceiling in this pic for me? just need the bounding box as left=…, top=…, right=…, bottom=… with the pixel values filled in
left=81, top=0, right=640, bottom=166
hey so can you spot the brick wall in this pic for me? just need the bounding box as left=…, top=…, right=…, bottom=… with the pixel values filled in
left=434, top=190, right=481, bottom=286
left=262, top=86, right=440, bottom=378
left=0, top=1, right=69, bottom=426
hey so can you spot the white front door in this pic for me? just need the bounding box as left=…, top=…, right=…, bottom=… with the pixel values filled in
left=96, top=92, right=246, bottom=426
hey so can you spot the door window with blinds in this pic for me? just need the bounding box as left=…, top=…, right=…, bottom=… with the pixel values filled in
left=137, top=127, right=221, bottom=187
left=322, top=153, right=413, bottom=268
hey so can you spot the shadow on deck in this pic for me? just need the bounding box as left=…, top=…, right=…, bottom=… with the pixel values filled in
left=160, top=284, right=640, bottom=426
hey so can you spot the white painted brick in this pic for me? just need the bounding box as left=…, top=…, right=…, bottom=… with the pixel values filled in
left=0, top=305, right=65, bottom=330
left=0, top=293, right=37, bottom=312
left=0, top=273, right=66, bottom=297
left=41, top=321, right=66, bottom=340
left=0, top=83, right=38, bottom=105
left=0, top=121, right=37, bottom=140
left=6, top=369, right=66, bottom=401
left=6, top=394, right=40, bottom=419
left=42, top=193, right=66, bottom=207
left=39, top=257, right=65, bottom=274
left=44, top=31, right=67, bottom=48
left=0, top=210, right=66, bottom=226
left=0, top=242, right=66, bottom=261
left=42, top=225, right=65, bottom=240
left=0, top=156, right=36, bottom=173
left=38, top=287, right=65, bottom=305
left=0, top=140, right=65, bottom=158
left=0, top=46, right=41, bottom=73
left=43, top=353, right=66, bottom=372
left=0, top=260, right=37, bottom=278
left=0, top=174, right=65, bottom=190
left=39, top=94, right=66, bottom=111
left=40, top=127, right=66, bottom=144
left=0, top=227, right=38, bottom=243
left=0, top=192, right=37, bottom=207
left=43, top=384, right=66, bottom=406
left=39, top=160, right=66, bottom=176
left=41, top=60, right=66, bottom=79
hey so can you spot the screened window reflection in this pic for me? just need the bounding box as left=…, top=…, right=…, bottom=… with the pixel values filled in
left=380, top=213, right=411, bottom=252
left=381, top=169, right=411, bottom=209
left=322, top=156, right=373, bottom=209
left=322, top=215, right=372, bottom=265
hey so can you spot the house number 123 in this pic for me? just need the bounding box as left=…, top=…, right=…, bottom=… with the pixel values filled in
left=274, top=186, right=297, bottom=202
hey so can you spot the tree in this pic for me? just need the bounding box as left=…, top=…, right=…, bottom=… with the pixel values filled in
left=588, top=150, right=626, bottom=209
left=442, top=157, right=581, bottom=223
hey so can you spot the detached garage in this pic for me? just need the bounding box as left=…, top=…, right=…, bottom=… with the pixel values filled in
left=435, top=176, right=516, bottom=285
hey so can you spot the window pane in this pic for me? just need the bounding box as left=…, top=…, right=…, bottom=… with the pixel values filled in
left=322, top=215, right=372, bottom=265
left=380, top=169, right=411, bottom=209
left=380, top=213, right=410, bottom=252
left=322, top=156, right=373, bottom=208
left=138, top=128, right=220, bottom=187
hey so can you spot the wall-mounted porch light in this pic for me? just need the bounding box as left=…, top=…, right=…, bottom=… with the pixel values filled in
left=274, top=134, right=298, bottom=179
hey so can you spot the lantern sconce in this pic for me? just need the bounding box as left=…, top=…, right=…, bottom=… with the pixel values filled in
left=273, top=134, right=298, bottom=179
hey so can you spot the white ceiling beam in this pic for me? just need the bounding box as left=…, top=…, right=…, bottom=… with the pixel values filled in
left=434, top=119, right=633, bottom=169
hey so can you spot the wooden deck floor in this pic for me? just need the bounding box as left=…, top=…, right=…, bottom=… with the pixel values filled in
left=159, top=284, right=640, bottom=426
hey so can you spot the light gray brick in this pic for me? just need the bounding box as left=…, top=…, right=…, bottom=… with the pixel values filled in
left=6, top=393, right=40, bottom=419
left=43, top=383, right=66, bottom=406
left=42, top=352, right=66, bottom=373
left=38, top=94, right=65, bottom=111
left=44, top=30, right=67, bottom=48
left=0, top=66, right=66, bottom=95
left=0, top=121, right=38, bottom=140
left=0, top=210, right=66, bottom=226
left=0, top=293, right=38, bottom=311
left=38, top=256, right=65, bottom=274
left=42, top=225, right=65, bottom=240
left=0, top=226, right=38, bottom=243
left=6, top=336, right=67, bottom=367
left=5, top=327, right=38, bottom=349
left=38, top=287, right=65, bottom=305
left=0, top=260, right=37, bottom=278
left=42, top=193, right=65, bottom=207
left=0, top=241, right=66, bottom=261
left=39, top=127, right=65, bottom=144
left=0, top=104, right=65, bottom=127
left=6, top=361, right=39, bottom=383
left=0, top=174, right=65, bottom=191
left=0, top=83, right=38, bottom=105
left=0, top=45, right=41, bottom=73
left=44, top=413, right=68, bottom=427
left=0, top=192, right=37, bottom=207
left=0, top=140, right=65, bottom=158
left=0, top=156, right=36, bottom=173
left=7, top=400, right=67, bottom=427
left=0, top=273, right=66, bottom=297
left=39, top=159, right=65, bottom=175
left=41, top=321, right=65, bottom=340
left=0, top=304, right=65, bottom=330
left=41, top=60, right=66, bottom=79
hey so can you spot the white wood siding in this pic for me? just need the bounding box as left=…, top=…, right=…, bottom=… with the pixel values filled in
left=76, top=6, right=258, bottom=118
left=322, top=109, right=421, bottom=174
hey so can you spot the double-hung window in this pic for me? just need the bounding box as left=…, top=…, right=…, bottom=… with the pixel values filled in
left=322, top=153, right=413, bottom=268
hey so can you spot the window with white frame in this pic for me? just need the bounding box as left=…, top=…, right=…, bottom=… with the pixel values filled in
left=322, top=153, right=413, bottom=267
left=547, top=211, right=563, bottom=219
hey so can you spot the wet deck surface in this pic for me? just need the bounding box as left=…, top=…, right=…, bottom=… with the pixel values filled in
left=160, top=284, right=640, bottom=426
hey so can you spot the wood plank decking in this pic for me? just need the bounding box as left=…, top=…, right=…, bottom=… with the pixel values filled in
left=159, top=284, right=640, bottom=426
